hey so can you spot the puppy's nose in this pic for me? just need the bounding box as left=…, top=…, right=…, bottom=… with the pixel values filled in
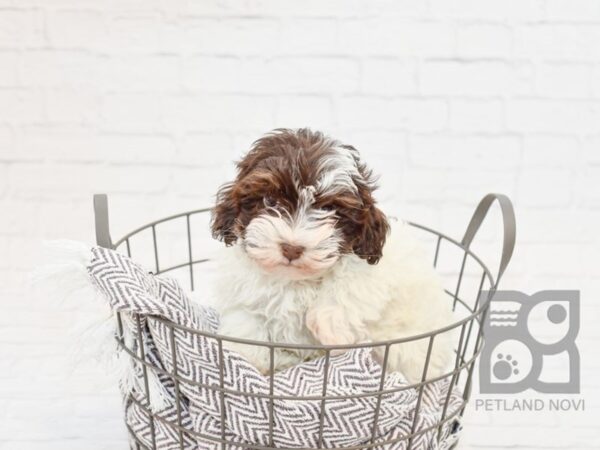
left=280, top=243, right=304, bottom=261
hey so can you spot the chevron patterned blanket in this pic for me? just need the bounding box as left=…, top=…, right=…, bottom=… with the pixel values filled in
left=86, top=246, right=462, bottom=450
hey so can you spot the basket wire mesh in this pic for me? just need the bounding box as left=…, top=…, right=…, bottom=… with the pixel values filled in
left=93, top=193, right=516, bottom=450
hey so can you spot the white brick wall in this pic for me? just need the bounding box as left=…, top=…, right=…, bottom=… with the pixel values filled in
left=1, top=1, right=599, bottom=449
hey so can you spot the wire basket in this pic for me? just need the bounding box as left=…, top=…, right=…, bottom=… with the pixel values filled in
left=93, top=193, right=516, bottom=450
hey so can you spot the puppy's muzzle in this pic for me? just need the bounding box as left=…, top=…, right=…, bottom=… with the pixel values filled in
left=280, top=243, right=304, bottom=261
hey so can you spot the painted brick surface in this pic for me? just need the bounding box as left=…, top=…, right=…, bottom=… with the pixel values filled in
left=1, top=1, right=599, bottom=449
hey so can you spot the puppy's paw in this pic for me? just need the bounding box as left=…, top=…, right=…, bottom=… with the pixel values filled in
left=306, top=306, right=357, bottom=354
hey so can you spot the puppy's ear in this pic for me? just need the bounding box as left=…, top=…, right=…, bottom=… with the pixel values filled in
left=353, top=203, right=389, bottom=264
left=211, top=182, right=238, bottom=245
left=342, top=145, right=390, bottom=264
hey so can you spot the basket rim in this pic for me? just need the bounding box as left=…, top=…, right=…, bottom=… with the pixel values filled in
left=113, top=207, right=496, bottom=349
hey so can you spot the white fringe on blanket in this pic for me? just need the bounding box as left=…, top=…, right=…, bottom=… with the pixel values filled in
left=32, top=239, right=170, bottom=412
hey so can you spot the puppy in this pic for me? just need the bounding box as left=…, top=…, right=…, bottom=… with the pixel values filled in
left=210, top=129, right=455, bottom=383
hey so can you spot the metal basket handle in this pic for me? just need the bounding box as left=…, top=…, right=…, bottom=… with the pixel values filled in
left=461, top=193, right=516, bottom=284
left=94, top=193, right=113, bottom=249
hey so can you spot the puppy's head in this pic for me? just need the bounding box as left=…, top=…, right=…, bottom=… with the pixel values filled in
left=211, top=128, right=389, bottom=280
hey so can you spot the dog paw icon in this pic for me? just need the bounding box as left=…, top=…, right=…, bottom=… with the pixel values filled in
left=486, top=339, right=531, bottom=386
left=493, top=354, right=519, bottom=380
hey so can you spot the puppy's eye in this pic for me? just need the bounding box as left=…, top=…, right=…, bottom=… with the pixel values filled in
left=321, top=204, right=335, bottom=212
left=264, top=196, right=277, bottom=208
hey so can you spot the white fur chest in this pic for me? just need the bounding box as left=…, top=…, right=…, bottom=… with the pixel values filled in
left=213, top=246, right=321, bottom=352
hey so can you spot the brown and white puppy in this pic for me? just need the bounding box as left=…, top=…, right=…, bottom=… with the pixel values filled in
left=210, top=129, right=454, bottom=382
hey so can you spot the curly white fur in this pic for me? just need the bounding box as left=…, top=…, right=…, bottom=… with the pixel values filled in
left=213, top=220, right=456, bottom=383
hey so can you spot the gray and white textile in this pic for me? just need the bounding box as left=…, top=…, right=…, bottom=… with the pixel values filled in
left=86, top=246, right=462, bottom=450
